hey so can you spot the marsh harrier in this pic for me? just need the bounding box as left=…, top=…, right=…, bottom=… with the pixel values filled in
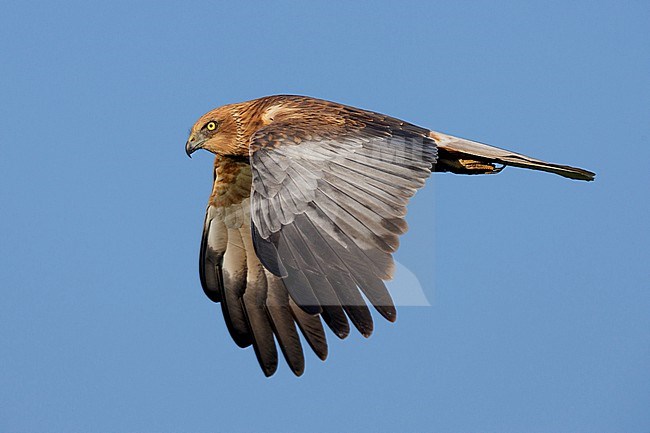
left=185, top=95, right=594, bottom=376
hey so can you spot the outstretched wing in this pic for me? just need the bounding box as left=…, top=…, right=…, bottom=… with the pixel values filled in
left=199, top=156, right=327, bottom=376
left=431, top=131, right=595, bottom=180
left=249, top=102, right=438, bottom=339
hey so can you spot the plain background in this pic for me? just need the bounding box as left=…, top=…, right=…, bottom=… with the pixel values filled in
left=1, top=1, right=648, bottom=432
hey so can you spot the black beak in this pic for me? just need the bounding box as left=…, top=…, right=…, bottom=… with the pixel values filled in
left=185, top=136, right=205, bottom=158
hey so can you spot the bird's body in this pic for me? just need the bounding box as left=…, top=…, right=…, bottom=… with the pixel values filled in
left=186, top=95, right=594, bottom=376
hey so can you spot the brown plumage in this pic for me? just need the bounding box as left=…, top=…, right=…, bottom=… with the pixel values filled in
left=186, top=95, right=594, bottom=377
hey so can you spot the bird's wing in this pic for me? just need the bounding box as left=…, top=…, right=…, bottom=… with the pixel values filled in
left=199, top=156, right=327, bottom=376
left=248, top=106, right=438, bottom=340
left=431, top=131, right=595, bottom=181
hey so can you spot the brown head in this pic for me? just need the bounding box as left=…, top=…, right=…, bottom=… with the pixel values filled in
left=185, top=99, right=273, bottom=158
left=185, top=105, right=242, bottom=157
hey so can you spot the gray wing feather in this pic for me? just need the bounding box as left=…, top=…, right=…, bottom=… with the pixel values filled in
left=249, top=118, right=438, bottom=335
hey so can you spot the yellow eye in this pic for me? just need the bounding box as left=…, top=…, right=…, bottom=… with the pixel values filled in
left=206, top=121, right=217, bottom=131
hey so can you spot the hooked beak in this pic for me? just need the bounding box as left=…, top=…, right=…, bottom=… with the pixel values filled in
left=185, top=135, right=206, bottom=158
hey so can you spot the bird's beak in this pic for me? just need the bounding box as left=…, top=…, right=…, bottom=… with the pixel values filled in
left=185, top=135, right=206, bottom=158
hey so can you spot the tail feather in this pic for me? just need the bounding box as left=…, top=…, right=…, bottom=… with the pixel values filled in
left=430, top=131, right=595, bottom=181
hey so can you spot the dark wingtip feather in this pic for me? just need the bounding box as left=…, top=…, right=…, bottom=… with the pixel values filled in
left=505, top=159, right=596, bottom=182
left=377, top=305, right=397, bottom=323
left=316, top=348, right=328, bottom=361
left=320, top=306, right=350, bottom=339
left=261, top=363, right=278, bottom=377
left=559, top=165, right=596, bottom=181
left=289, top=300, right=329, bottom=361
left=291, top=364, right=305, bottom=377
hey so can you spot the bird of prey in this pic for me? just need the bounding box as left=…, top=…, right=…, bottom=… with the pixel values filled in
left=185, top=95, right=594, bottom=377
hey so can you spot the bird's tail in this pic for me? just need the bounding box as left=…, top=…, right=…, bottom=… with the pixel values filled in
left=430, top=131, right=595, bottom=181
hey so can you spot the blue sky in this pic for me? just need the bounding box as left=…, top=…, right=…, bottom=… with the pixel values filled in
left=1, top=1, right=648, bottom=432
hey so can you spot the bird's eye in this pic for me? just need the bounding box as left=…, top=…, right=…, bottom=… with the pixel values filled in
left=205, top=121, right=217, bottom=131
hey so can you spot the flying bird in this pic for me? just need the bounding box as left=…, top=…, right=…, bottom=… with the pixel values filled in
left=185, top=95, right=594, bottom=376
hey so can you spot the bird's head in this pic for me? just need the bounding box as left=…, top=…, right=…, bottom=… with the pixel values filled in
left=185, top=106, right=241, bottom=157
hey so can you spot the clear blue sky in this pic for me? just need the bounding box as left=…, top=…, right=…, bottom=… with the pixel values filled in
left=1, top=1, right=648, bottom=432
